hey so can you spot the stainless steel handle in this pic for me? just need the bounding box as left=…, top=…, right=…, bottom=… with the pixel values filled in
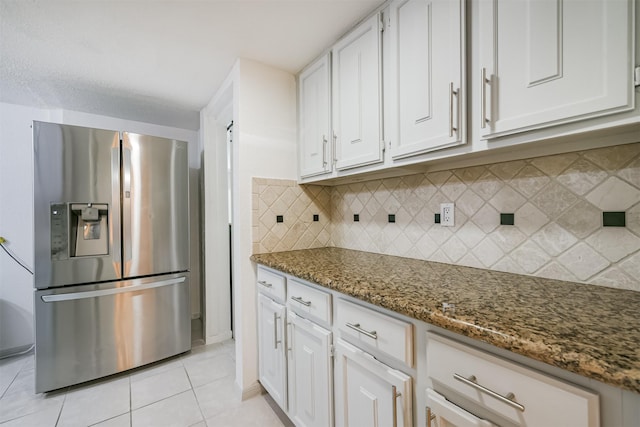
left=481, top=68, right=490, bottom=129
left=258, top=280, right=272, bottom=288
left=291, top=296, right=311, bottom=307
left=346, top=322, right=377, bottom=339
left=322, top=134, right=328, bottom=168
left=122, top=146, right=132, bottom=262
left=41, top=276, right=186, bottom=302
left=111, top=147, right=121, bottom=264
left=122, top=146, right=131, bottom=196
left=392, top=385, right=401, bottom=427
left=449, top=82, right=459, bottom=137
left=426, top=406, right=436, bottom=427
left=454, top=373, right=525, bottom=412
left=273, top=312, right=281, bottom=350
left=332, top=132, right=338, bottom=165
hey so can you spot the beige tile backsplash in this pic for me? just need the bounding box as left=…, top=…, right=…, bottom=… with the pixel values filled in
left=253, top=142, right=640, bottom=291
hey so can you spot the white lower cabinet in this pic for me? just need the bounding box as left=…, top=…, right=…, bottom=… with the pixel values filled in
left=287, top=311, right=333, bottom=427
left=426, top=388, right=496, bottom=427
left=426, top=332, right=600, bottom=427
left=334, top=339, right=412, bottom=427
left=257, top=292, right=287, bottom=410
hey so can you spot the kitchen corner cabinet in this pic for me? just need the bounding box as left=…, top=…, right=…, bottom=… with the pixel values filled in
left=287, top=311, right=333, bottom=427
left=386, top=0, right=466, bottom=159
left=334, top=339, right=412, bottom=427
left=332, top=13, right=384, bottom=171
left=257, top=293, right=287, bottom=409
left=478, top=0, right=635, bottom=139
left=299, top=54, right=332, bottom=179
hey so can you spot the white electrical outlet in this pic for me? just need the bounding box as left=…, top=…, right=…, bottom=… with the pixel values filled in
left=440, top=203, right=455, bottom=226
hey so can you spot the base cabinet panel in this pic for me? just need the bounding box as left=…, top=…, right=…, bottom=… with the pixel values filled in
left=258, top=293, right=287, bottom=410
left=334, top=339, right=412, bottom=427
left=288, top=312, right=333, bottom=427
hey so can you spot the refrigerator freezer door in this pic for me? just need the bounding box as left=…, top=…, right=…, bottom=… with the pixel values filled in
left=34, top=273, right=191, bottom=393
left=33, top=122, right=122, bottom=289
left=122, top=133, right=189, bottom=278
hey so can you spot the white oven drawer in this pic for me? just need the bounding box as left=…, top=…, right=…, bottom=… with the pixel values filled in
left=426, top=388, right=496, bottom=427
left=257, top=266, right=286, bottom=303
left=287, top=278, right=332, bottom=327
left=337, top=299, right=413, bottom=366
left=426, top=333, right=599, bottom=427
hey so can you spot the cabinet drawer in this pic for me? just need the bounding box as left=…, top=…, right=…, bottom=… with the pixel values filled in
left=257, top=267, right=286, bottom=303
left=336, top=299, right=413, bottom=366
left=287, top=278, right=332, bottom=326
left=426, top=333, right=599, bottom=427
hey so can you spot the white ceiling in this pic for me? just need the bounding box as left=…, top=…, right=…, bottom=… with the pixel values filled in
left=0, top=0, right=383, bottom=130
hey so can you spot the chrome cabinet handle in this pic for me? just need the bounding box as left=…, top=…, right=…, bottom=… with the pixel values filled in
left=449, top=82, right=459, bottom=137
left=291, top=296, right=311, bottom=307
left=454, top=373, right=525, bottom=412
left=258, top=280, right=272, bottom=288
left=426, top=406, right=436, bottom=427
left=346, top=322, right=377, bottom=339
left=332, top=132, right=338, bottom=165
left=480, top=68, right=490, bottom=129
left=273, top=312, right=281, bottom=349
left=322, top=134, right=328, bottom=168
left=392, top=385, right=401, bottom=427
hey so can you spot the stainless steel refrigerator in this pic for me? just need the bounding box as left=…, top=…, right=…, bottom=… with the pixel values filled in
left=33, top=121, right=191, bottom=393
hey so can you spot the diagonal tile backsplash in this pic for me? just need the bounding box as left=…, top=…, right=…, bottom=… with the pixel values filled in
left=252, top=142, right=640, bottom=291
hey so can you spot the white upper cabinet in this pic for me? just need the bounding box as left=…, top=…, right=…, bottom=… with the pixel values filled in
left=299, top=54, right=332, bottom=178
left=479, top=0, right=635, bottom=139
left=332, top=13, right=384, bottom=171
left=386, top=0, right=466, bottom=159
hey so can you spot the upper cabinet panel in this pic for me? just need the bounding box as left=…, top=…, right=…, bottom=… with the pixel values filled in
left=479, top=0, right=635, bottom=139
left=299, top=54, right=332, bottom=179
left=332, top=13, right=384, bottom=171
left=386, top=0, right=466, bottom=159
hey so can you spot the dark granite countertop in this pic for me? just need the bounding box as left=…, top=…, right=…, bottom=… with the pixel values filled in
left=251, top=247, right=640, bottom=394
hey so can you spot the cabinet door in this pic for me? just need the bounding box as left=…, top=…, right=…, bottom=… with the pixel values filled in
left=387, top=0, right=465, bottom=160
left=332, top=13, right=384, bottom=171
left=299, top=54, right=332, bottom=178
left=479, top=0, right=634, bottom=138
left=426, top=389, right=496, bottom=427
left=258, top=293, right=287, bottom=410
left=288, top=312, right=333, bottom=427
left=334, top=339, right=412, bottom=427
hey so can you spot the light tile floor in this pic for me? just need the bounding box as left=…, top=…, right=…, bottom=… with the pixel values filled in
left=0, top=340, right=288, bottom=427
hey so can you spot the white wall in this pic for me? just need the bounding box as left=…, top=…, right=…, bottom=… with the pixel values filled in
left=0, top=103, right=54, bottom=354
left=0, top=102, right=202, bottom=355
left=203, top=59, right=297, bottom=397
left=201, top=74, right=234, bottom=345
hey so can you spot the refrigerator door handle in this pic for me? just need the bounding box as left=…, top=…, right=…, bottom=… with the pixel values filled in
left=122, top=145, right=132, bottom=263
left=111, top=147, right=122, bottom=264
left=41, top=276, right=186, bottom=302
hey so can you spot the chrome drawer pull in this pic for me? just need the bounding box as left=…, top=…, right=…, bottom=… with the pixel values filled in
left=454, top=373, right=525, bottom=412
left=426, top=406, right=436, bottom=427
left=258, top=280, right=272, bottom=288
left=273, top=312, right=281, bottom=349
left=291, top=296, right=312, bottom=306
left=346, top=322, right=377, bottom=340
left=392, top=385, right=401, bottom=427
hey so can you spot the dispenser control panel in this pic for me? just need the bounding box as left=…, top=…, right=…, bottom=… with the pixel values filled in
left=50, top=203, right=69, bottom=260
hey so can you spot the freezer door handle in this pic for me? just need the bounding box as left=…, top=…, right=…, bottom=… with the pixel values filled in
left=41, top=276, right=186, bottom=302
left=111, top=147, right=122, bottom=264
left=122, top=146, right=132, bottom=263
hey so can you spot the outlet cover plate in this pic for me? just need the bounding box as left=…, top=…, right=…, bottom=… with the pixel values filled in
left=440, top=203, right=454, bottom=226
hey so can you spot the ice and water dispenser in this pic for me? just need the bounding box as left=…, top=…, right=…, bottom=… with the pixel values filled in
left=50, top=203, right=109, bottom=259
